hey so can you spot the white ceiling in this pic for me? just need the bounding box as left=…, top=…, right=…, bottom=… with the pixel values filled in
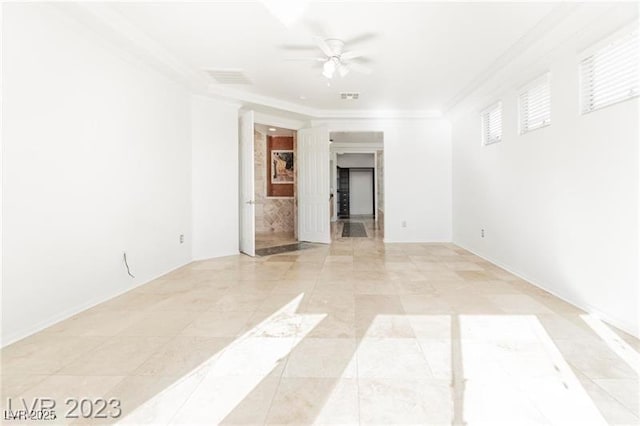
left=109, top=1, right=561, bottom=113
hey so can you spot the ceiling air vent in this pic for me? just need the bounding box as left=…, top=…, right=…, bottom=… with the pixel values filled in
left=205, top=69, right=252, bottom=85
left=340, top=92, right=360, bottom=100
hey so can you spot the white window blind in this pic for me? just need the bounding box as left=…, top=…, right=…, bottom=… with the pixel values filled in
left=580, top=29, right=639, bottom=114
left=481, top=101, right=502, bottom=145
left=519, top=73, right=551, bottom=134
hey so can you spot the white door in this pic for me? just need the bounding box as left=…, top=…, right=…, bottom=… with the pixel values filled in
left=297, top=126, right=330, bottom=243
left=239, top=110, right=255, bottom=256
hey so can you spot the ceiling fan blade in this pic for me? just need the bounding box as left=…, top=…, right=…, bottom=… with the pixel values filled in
left=340, top=51, right=365, bottom=61
left=338, top=63, right=350, bottom=77
left=314, top=36, right=334, bottom=57
left=280, top=44, right=318, bottom=51
left=343, top=32, right=378, bottom=46
left=285, top=57, right=326, bottom=62
left=302, top=19, right=332, bottom=39
left=346, top=62, right=372, bottom=75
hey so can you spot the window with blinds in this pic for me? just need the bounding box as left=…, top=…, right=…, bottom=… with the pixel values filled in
left=481, top=101, right=502, bottom=145
left=518, top=73, right=551, bottom=134
left=580, top=29, right=639, bottom=114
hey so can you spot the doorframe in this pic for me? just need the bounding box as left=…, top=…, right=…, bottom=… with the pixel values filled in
left=239, top=109, right=256, bottom=257
left=242, top=114, right=387, bottom=247
left=330, top=148, right=382, bottom=223
left=240, top=111, right=306, bottom=254
left=254, top=123, right=298, bottom=245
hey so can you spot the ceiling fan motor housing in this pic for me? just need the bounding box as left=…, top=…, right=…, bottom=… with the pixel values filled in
left=325, top=39, right=345, bottom=56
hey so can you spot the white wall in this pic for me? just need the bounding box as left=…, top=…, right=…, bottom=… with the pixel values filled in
left=387, top=119, right=451, bottom=242
left=451, top=23, right=639, bottom=336
left=191, top=95, right=240, bottom=259
left=317, top=118, right=452, bottom=242
left=337, top=153, right=375, bottom=168
left=1, top=4, right=239, bottom=345
left=350, top=170, right=374, bottom=215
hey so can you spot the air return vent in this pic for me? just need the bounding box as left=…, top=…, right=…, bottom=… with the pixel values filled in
left=205, top=69, right=252, bottom=85
left=340, top=92, right=360, bottom=100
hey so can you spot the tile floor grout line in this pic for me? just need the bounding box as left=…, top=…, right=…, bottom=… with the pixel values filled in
left=261, top=336, right=296, bottom=424
left=2, top=217, right=638, bottom=425
left=583, top=375, right=640, bottom=418
left=159, top=366, right=211, bottom=426
left=354, top=331, right=363, bottom=426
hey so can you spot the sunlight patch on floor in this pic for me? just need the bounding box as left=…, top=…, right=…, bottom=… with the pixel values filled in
left=460, top=315, right=608, bottom=426
left=581, top=314, right=640, bottom=375
left=116, top=293, right=326, bottom=425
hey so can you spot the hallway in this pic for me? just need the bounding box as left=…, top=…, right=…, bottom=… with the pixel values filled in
left=334, top=216, right=381, bottom=240
left=2, top=228, right=637, bottom=424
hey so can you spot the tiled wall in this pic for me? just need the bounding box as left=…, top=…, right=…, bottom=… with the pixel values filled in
left=254, top=130, right=295, bottom=233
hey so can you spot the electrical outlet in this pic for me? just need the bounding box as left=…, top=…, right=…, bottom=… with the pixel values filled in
left=401, top=220, right=407, bottom=228
left=179, top=234, right=184, bottom=244
left=481, top=229, right=485, bottom=238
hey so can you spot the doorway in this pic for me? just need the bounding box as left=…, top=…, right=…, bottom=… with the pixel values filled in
left=336, top=167, right=375, bottom=218
left=330, top=132, right=384, bottom=239
left=253, top=123, right=297, bottom=252
left=335, top=152, right=377, bottom=219
left=239, top=111, right=331, bottom=256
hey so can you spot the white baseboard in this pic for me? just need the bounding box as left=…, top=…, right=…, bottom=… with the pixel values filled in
left=383, top=238, right=452, bottom=243
left=192, top=249, right=240, bottom=262
left=1, top=261, right=191, bottom=348
left=454, top=241, right=639, bottom=339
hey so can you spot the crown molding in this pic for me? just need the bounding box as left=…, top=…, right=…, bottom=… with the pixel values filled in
left=53, top=3, right=446, bottom=122
left=445, top=2, right=637, bottom=121
left=315, top=109, right=442, bottom=119
left=54, top=2, right=625, bottom=123
left=443, top=3, right=580, bottom=114
left=54, top=3, right=210, bottom=92
left=208, top=84, right=318, bottom=117
left=207, top=84, right=442, bottom=119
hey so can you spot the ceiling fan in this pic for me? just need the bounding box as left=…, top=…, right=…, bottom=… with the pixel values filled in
left=288, top=37, right=372, bottom=79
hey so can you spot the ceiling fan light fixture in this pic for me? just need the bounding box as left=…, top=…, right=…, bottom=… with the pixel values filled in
left=322, top=59, right=336, bottom=79
left=288, top=36, right=373, bottom=79
left=338, top=64, right=350, bottom=77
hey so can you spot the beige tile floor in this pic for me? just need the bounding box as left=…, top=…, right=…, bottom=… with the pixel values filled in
left=255, top=232, right=297, bottom=250
left=1, top=218, right=638, bottom=425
